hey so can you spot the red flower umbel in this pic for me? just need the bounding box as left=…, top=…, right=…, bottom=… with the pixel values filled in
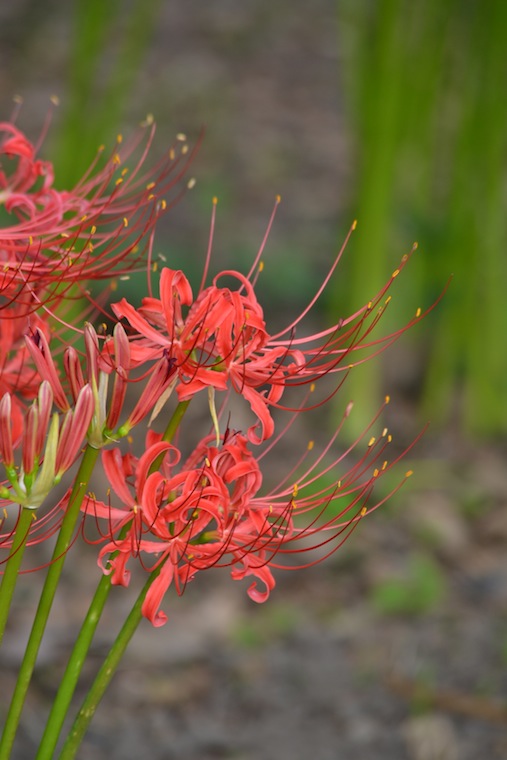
left=112, top=267, right=293, bottom=442
left=83, top=402, right=416, bottom=627
left=112, top=214, right=432, bottom=444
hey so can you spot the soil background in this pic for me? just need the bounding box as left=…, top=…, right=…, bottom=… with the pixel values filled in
left=1, top=3, right=507, bottom=759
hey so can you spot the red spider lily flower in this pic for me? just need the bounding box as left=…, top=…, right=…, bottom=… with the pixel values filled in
left=112, top=267, right=301, bottom=443
left=0, top=381, right=94, bottom=509
left=111, top=206, right=443, bottom=444
left=0, top=116, right=197, bottom=315
left=83, top=400, right=417, bottom=627
left=82, top=438, right=230, bottom=625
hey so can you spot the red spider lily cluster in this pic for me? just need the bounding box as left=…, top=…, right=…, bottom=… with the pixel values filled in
left=0, top=112, right=429, bottom=626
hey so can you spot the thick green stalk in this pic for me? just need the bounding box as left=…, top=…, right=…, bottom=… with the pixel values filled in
left=58, top=562, right=164, bottom=760
left=0, top=507, right=35, bottom=645
left=162, top=399, right=190, bottom=443
left=34, top=571, right=114, bottom=760
left=0, top=445, right=99, bottom=760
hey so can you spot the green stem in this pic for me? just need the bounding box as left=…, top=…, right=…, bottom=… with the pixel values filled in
left=162, top=399, right=190, bottom=443
left=35, top=571, right=114, bottom=760
left=0, top=445, right=99, bottom=760
left=0, top=507, right=35, bottom=645
left=58, top=564, right=164, bottom=760
left=35, top=400, right=191, bottom=757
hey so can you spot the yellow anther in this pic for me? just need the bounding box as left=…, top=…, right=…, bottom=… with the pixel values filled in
left=181, top=144, right=189, bottom=155
left=292, top=483, right=299, bottom=498
left=392, top=268, right=400, bottom=278
left=360, top=506, right=367, bottom=516
left=205, top=457, right=211, bottom=467
left=176, top=133, right=187, bottom=141
left=367, top=301, right=372, bottom=309
left=382, top=460, right=388, bottom=470
left=50, top=94, right=60, bottom=106
left=169, top=148, right=175, bottom=160
left=405, top=470, right=414, bottom=478
left=146, top=182, right=155, bottom=190
left=29, top=235, right=33, bottom=245
left=385, top=296, right=392, bottom=305
left=113, top=153, right=121, bottom=165
left=121, top=167, right=128, bottom=176
left=368, top=436, right=376, bottom=447
left=415, top=307, right=421, bottom=318
left=123, top=217, right=128, bottom=228
left=213, top=196, right=218, bottom=205
left=384, top=395, right=390, bottom=404
left=310, top=383, right=316, bottom=392
left=307, top=440, right=314, bottom=451
left=373, top=468, right=379, bottom=478
left=159, top=199, right=167, bottom=210
left=352, top=219, right=357, bottom=230
left=119, top=275, right=130, bottom=281
left=152, top=262, right=158, bottom=272
left=117, top=134, right=123, bottom=144
left=187, top=177, right=196, bottom=189
left=276, top=194, right=281, bottom=203
left=382, top=427, right=388, bottom=437
left=259, top=261, right=264, bottom=272
left=387, top=434, right=392, bottom=443
left=148, top=194, right=155, bottom=201
left=115, top=178, right=123, bottom=186
left=127, top=435, right=133, bottom=444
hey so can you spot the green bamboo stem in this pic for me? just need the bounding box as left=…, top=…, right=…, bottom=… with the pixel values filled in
left=58, top=562, right=164, bottom=760
left=338, top=0, right=407, bottom=436
left=0, top=508, right=35, bottom=645
left=0, top=444, right=99, bottom=760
